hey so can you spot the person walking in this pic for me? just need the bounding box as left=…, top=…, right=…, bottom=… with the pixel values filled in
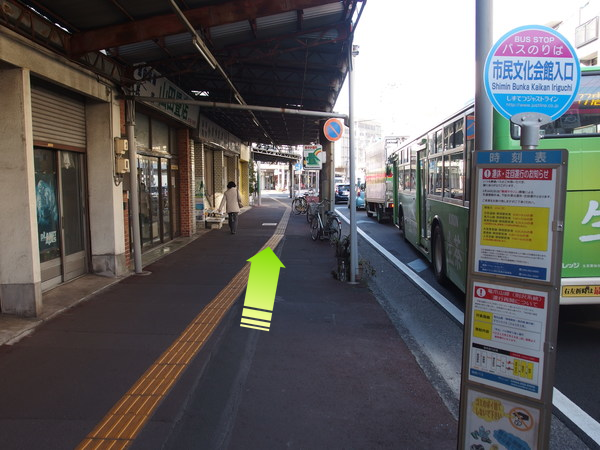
left=219, top=181, right=243, bottom=234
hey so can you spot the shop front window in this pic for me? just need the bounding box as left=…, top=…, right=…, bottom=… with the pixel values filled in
left=35, top=149, right=60, bottom=263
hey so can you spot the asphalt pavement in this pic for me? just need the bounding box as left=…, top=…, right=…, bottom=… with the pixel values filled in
left=0, top=195, right=459, bottom=449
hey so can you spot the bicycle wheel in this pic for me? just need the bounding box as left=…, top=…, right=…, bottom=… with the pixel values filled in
left=329, top=216, right=342, bottom=243
left=310, top=216, right=321, bottom=241
left=306, top=202, right=316, bottom=223
left=292, top=198, right=304, bottom=215
left=298, top=197, right=308, bottom=214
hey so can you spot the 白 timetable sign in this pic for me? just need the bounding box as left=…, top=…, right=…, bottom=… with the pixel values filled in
left=459, top=149, right=568, bottom=450
left=484, top=25, right=580, bottom=121
left=468, top=281, right=548, bottom=399
left=473, top=150, right=564, bottom=282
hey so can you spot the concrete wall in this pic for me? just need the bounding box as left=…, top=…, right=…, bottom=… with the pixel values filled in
left=86, top=99, right=128, bottom=277
left=0, top=67, right=42, bottom=316
left=0, top=29, right=125, bottom=316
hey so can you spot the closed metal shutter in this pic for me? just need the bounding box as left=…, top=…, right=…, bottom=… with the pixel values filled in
left=31, top=87, right=86, bottom=150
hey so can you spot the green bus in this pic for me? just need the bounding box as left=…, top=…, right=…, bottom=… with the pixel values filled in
left=392, top=67, right=600, bottom=305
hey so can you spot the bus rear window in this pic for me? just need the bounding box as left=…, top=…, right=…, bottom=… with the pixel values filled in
left=542, top=72, right=600, bottom=137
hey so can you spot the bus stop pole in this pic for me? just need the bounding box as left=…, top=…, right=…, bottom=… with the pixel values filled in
left=348, top=43, right=359, bottom=284
left=475, top=0, right=494, bottom=152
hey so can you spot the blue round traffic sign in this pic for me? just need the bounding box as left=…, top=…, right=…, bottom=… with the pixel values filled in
left=323, top=118, right=344, bottom=142
left=484, top=25, right=581, bottom=121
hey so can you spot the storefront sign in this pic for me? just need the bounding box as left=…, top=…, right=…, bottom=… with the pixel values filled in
left=133, top=68, right=199, bottom=129
left=197, top=115, right=242, bottom=154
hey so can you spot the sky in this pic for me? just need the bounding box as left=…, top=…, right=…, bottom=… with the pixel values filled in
left=335, top=0, right=579, bottom=137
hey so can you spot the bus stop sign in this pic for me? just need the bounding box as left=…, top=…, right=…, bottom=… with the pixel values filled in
left=484, top=25, right=580, bottom=121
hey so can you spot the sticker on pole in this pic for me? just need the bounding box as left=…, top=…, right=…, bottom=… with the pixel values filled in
left=484, top=25, right=581, bottom=120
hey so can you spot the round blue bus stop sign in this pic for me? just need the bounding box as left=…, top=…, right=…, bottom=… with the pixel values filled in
left=484, top=25, right=580, bottom=121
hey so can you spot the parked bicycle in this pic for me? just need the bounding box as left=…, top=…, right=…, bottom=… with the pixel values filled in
left=306, top=199, right=320, bottom=223
left=291, top=189, right=316, bottom=215
left=291, top=195, right=308, bottom=215
left=310, top=200, right=342, bottom=242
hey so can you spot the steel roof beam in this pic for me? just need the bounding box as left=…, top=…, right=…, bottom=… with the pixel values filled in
left=69, top=0, right=343, bottom=56
left=131, top=96, right=348, bottom=121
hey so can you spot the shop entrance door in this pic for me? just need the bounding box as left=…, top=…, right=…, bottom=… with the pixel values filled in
left=34, top=149, right=88, bottom=290
left=138, top=155, right=172, bottom=247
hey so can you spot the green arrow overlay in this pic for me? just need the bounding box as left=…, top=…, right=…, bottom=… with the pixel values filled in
left=240, top=247, right=285, bottom=331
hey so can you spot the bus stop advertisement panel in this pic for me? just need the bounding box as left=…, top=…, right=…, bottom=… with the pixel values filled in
left=459, top=25, right=578, bottom=450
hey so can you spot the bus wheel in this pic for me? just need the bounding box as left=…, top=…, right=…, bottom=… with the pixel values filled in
left=432, top=224, right=448, bottom=284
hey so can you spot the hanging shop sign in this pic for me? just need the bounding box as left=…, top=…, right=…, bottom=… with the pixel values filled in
left=133, top=67, right=199, bottom=129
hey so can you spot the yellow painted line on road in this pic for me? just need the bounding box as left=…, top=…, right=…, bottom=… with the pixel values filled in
left=77, top=205, right=290, bottom=449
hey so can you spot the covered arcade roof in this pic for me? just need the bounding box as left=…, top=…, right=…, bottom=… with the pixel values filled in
left=4, top=0, right=365, bottom=146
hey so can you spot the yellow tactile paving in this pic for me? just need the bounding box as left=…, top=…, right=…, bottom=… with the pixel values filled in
left=77, top=205, right=290, bottom=449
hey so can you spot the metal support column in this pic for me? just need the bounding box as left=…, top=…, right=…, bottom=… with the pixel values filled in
left=256, top=160, right=262, bottom=206
left=475, top=0, right=494, bottom=151
left=348, top=44, right=359, bottom=284
left=126, top=99, right=143, bottom=274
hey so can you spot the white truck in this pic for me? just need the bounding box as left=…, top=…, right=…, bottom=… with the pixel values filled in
left=365, top=137, right=404, bottom=222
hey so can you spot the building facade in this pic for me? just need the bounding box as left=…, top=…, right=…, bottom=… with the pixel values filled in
left=335, top=120, right=383, bottom=185
left=0, top=27, right=248, bottom=318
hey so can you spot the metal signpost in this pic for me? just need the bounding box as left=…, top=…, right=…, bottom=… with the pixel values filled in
left=458, top=25, right=580, bottom=449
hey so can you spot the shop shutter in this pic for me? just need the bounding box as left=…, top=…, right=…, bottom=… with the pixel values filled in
left=31, top=87, right=86, bottom=150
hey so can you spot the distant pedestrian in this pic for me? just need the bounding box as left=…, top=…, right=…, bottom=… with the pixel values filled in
left=219, top=181, right=243, bottom=234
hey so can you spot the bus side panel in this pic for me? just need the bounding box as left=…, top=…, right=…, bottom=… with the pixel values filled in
left=444, top=205, right=469, bottom=293
left=427, top=200, right=469, bottom=292
left=400, top=192, right=418, bottom=244
left=494, top=108, right=600, bottom=304
left=563, top=190, right=600, bottom=279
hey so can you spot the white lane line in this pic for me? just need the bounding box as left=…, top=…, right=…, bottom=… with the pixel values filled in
left=338, top=212, right=600, bottom=444
left=553, top=388, right=600, bottom=444
left=338, top=212, right=463, bottom=324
